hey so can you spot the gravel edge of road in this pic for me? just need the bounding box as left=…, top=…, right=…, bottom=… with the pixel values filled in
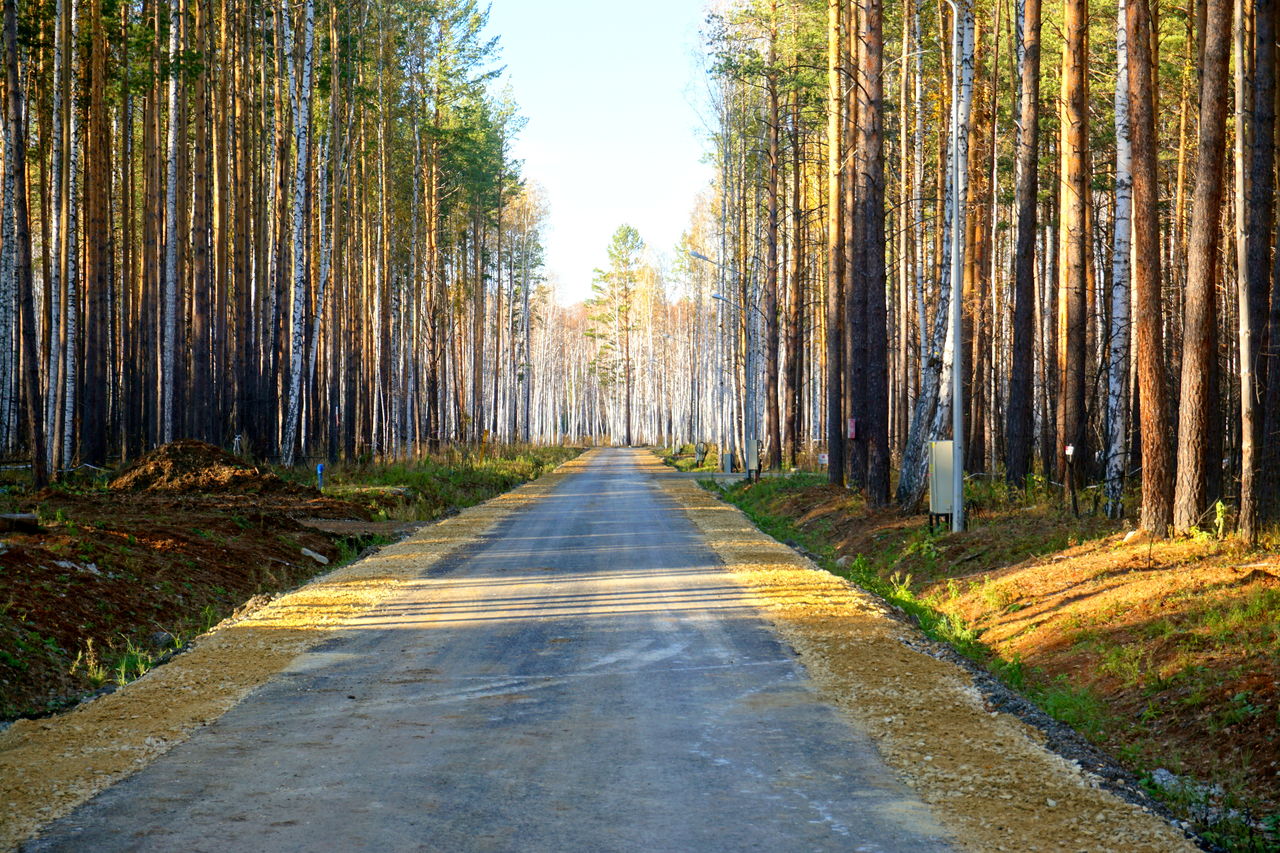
left=891, top=624, right=1210, bottom=849
left=648, top=458, right=1201, bottom=853
left=0, top=453, right=594, bottom=852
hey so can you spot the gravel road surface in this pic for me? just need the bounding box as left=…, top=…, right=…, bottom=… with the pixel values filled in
left=23, top=449, right=952, bottom=852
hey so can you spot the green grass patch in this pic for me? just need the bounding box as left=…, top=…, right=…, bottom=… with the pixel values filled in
left=284, top=444, right=581, bottom=521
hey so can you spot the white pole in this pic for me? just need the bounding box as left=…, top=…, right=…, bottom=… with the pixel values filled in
left=947, top=0, right=966, bottom=532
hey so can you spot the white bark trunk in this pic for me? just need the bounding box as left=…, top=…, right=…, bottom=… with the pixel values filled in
left=281, top=0, right=314, bottom=467
left=162, top=0, right=180, bottom=444
left=62, top=7, right=80, bottom=468
left=897, top=0, right=974, bottom=508
left=45, top=0, right=65, bottom=468
left=1106, top=0, right=1133, bottom=516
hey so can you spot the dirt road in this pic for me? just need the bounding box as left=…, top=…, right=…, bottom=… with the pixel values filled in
left=15, top=449, right=1192, bottom=851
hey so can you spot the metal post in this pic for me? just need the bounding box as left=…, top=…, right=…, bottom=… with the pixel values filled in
left=946, top=0, right=966, bottom=533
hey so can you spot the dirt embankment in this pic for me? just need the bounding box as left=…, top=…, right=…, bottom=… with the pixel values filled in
left=0, top=441, right=374, bottom=721
left=770, top=483, right=1280, bottom=815
left=713, top=472, right=1280, bottom=847
left=107, top=439, right=311, bottom=495
left=0, top=450, right=590, bottom=851
left=647, top=460, right=1198, bottom=852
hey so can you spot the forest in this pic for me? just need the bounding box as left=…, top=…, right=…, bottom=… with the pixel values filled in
left=0, top=0, right=1276, bottom=542
left=668, top=0, right=1280, bottom=542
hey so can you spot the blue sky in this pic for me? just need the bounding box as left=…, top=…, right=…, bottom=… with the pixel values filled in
left=486, top=1, right=716, bottom=303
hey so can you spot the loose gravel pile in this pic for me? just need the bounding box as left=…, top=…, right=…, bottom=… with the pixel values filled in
left=649, top=458, right=1199, bottom=853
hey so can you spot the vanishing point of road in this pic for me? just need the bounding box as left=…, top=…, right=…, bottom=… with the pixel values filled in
left=25, top=449, right=952, bottom=852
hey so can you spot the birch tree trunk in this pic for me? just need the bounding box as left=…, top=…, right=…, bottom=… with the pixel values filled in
left=1106, top=0, right=1133, bottom=517
left=162, top=0, right=181, bottom=444
left=0, top=81, right=14, bottom=450
left=62, top=11, right=80, bottom=469
left=763, top=0, right=781, bottom=471
left=45, top=0, right=66, bottom=471
left=281, top=0, right=314, bottom=466
left=898, top=0, right=974, bottom=509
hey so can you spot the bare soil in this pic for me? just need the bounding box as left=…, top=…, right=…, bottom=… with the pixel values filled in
left=108, top=439, right=309, bottom=495
left=0, top=441, right=377, bottom=720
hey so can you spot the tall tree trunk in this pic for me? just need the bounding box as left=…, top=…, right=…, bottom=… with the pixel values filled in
left=899, top=0, right=975, bottom=509
left=61, top=1, right=80, bottom=470
left=162, top=0, right=181, bottom=443
left=1239, top=0, right=1269, bottom=532
left=1174, top=0, right=1233, bottom=533
left=5, top=0, right=47, bottom=486
left=281, top=0, right=314, bottom=466
left=785, top=86, right=804, bottom=468
left=857, top=0, right=889, bottom=505
left=764, top=0, right=782, bottom=470
left=1006, top=0, right=1041, bottom=486
left=1056, top=0, right=1089, bottom=492
left=825, top=0, right=845, bottom=485
left=46, top=0, right=67, bottom=473
left=190, top=0, right=212, bottom=442
left=1250, top=0, right=1278, bottom=527
left=83, top=0, right=110, bottom=464
left=1107, top=0, right=1133, bottom=516
left=1128, top=0, right=1173, bottom=535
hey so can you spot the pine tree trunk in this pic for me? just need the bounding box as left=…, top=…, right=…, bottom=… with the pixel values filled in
left=1174, top=0, right=1233, bottom=533
left=1057, top=0, right=1089, bottom=491
left=857, top=0, right=889, bottom=505
left=5, top=0, right=48, bottom=486
left=1128, top=0, right=1174, bottom=535
left=785, top=86, right=804, bottom=468
left=1005, top=0, right=1041, bottom=487
left=190, top=0, right=212, bottom=442
left=1249, top=0, right=1278, bottom=527
left=82, top=0, right=109, bottom=464
left=825, top=0, right=845, bottom=485
left=1239, top=0, right=1269, bottom=535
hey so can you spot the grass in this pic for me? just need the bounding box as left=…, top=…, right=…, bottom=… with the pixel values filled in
left=658, top=443, right=721, bottom=473
left=283, top=444, right=581, bottom=521
left=709, top=472, right=1280, bottom=850
left=712, top=473, right=991, bottom=664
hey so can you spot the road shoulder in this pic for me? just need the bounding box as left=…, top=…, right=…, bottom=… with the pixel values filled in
left=646, top=456, right=1197, bottom=853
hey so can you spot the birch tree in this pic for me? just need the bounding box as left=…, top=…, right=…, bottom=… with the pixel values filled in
left=897, top=0, right=975, bottom=509
left=281, top=0, right=315, bottom=466
left=1106, top=0, right=1133, bottom=517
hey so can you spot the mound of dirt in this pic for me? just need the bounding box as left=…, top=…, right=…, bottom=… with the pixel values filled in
left=109, top=440, right=313, bottom=495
